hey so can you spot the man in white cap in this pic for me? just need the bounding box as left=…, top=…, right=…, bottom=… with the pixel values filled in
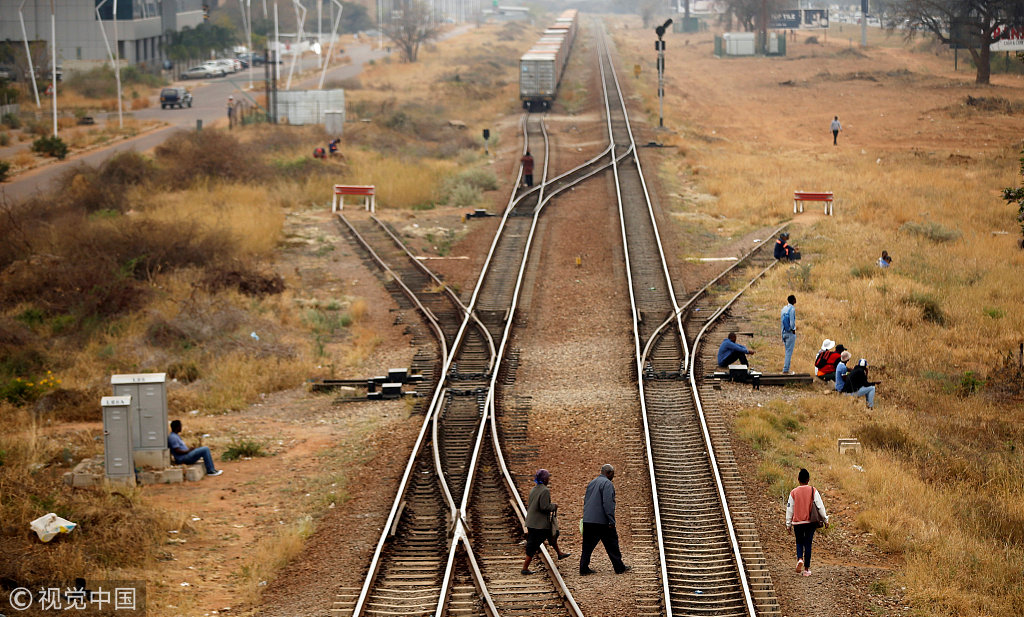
left=846, top=358, right=878, bottom=409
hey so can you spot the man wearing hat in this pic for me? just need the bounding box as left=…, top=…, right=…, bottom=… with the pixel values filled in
left=522, top=469, right=570, bottom=575
left=774, top=232, right=801, bottom=261
left=847, top=358, right=878, bottom=409
left=814, top=340, right=843, bottom=382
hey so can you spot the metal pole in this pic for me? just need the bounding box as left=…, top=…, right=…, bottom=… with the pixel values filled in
left=657, top=40, right=664, bottom=128
left=378, top=0, right=383, bottom=49
left=18, top=0, right=41, bottom=108
left=113, top=0, right=123, bottom=128
left=50, top=0, right=57, bottom=138
left=274, top=1, right=280, bottom=85
left=318, top=0, right=323, bottom=68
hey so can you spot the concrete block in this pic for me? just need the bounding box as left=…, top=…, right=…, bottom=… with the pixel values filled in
left=72, top=472, right=103, bottom=488
left=838, top=438, right=862, bottom=455
left=106, top=475, right=136, bottom=487
left=137, top=467, right=184, bottom=485
left=184, top=464, right=206, bottom=482
left=133, top=448, right=171, bottom=469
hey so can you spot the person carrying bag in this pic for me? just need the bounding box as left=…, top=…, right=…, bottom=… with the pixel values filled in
left=786, top=468, right=829, bottom=577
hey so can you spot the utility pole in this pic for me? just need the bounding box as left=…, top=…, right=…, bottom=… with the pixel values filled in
left=655, top=18, right=672, bottom=129
left=861, top=0, right=868, bottom=46
left=50, top=0, right=57, bottom=137
left=113, top=0, right=123, bottom=128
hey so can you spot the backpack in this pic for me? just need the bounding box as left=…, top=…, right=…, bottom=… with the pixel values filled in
left=814, top=350, right=829, bottom=370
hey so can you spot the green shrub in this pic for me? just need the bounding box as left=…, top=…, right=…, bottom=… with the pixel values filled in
left=0, top=160, right=9, bottom=181
left=453, top=167, right=498, bottom=191
left=0, top=132, right=9, bottom=146
left=984, top=306, right=1005, bottom=319
left=856, top=422, right=916, bottom=454
left=2, top=113, right=20, bottom=129
left=902, top=292, right=946, bottom=325
left=900, top=220, right=962, bottom=243
left=850, top=263, right=875, bottom=278
left=448, top=182, right=482, bottom=207
left=31, top=135, right=68, bottom=160
left=222, top=438, right=268, bottom=461
left=954, top=371, right=985, bottom=397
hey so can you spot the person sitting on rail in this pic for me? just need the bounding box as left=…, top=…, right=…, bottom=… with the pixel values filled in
left=813, top=340, right=843, bottom=382
left=328, top=138, right=340, bottom=156
left=774, top=232, right=801, bottom=261
left=717, top=332, right=755, bottom=368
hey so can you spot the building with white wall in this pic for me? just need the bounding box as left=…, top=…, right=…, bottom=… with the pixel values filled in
left=0, top=0, right=204, bottom=70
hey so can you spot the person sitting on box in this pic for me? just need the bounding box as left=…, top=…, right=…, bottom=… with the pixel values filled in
left=717, top=332, right=755, bottom=368
left=168, top=420, right=223, bottom=476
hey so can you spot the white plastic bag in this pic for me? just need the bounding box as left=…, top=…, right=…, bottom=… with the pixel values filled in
left=30, top=513, right=77, bottom=543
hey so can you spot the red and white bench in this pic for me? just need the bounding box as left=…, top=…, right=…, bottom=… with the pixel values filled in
left=793, top=190, right=833, bottom=216
left=332, top=184, right=376, bottom=213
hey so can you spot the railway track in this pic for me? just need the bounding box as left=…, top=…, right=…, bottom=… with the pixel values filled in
left=338, top=112, right=596, bottom=617
left=596, top=23, right=781, bottom=617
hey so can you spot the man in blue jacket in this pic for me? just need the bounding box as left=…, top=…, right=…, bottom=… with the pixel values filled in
left=580, top=464, right=630, bottom=575
left=717, top=332, right=755, bottom=368
left=781, top=295, right=797, bottom=374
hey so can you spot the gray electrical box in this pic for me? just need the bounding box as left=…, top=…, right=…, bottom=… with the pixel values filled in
left=111, top=373, right=170, bottom=468
left=102, top=396, right=135, bottom=484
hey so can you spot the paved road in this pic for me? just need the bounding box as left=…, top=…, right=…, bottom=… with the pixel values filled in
left=1, top=43, right=389, bottom=204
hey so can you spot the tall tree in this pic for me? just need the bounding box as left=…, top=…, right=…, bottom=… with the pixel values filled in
left=718, top=0, right=786, bottom=32
left=382, top=0, right=441, bottom=63
left=888, top=0, right=1024, bottom=84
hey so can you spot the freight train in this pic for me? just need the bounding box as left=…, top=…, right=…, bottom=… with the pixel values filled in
left=519, top=9, right=578, bottom=111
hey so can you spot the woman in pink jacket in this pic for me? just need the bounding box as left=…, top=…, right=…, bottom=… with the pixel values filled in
left=786, top=468, right=829, bottom=576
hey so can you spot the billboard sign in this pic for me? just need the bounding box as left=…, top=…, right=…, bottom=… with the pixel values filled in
left=769, top=9, right=829, bottom=29
left=991, top=25, right=1024, bottom=50
left=769, top=10, right=801, bottom=29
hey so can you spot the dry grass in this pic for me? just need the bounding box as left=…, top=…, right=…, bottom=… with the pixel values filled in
left=611, top=17, right=1024, bottom=616
left=141, top=183, right=286, bottom=256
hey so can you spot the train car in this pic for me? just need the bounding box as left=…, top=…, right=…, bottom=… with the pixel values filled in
left=519, top=9, right=578, bottom=110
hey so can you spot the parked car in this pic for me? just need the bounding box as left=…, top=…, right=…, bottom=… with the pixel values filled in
left=181, top=65, right=220, bottom=79
left=0, top=65, right=15, bottom=81
left=208, top=59, right=236, bottom=74
left=160, top=87, right=192, bottom=109
left=229, top=58, right=243, bottom=71
left=236, top=52, right=265, bottom=66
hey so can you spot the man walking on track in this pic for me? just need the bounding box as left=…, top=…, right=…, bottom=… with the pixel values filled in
left=831, top=115, right=842, bottom=145
left=520, top=151, right=535, bottom=187
left=781, top=295, right=797, bottom=374
left=580, top=464, right=631, bottom=575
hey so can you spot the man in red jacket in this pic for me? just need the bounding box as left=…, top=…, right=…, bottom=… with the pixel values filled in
left=520, top=151, right=535, bottom=187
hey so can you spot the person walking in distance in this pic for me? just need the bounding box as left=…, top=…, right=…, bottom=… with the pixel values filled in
left=780, top=295, right=797, bottom=374
left=522, top=469, right=571, bottom=575
left=831, top=115, right=842, bottom=145
left=520, top=151, right=535, bottom=187
left=579, top=464, right=631, bottom=575
left=786, top=468, right=829, bottom=576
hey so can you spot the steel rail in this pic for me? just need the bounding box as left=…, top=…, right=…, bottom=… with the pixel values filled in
left=595, top=23, right=674, bottom=617
left=600, top=20, right=769, bottom=614
left=474, top=117, right=586, bottom=616
left=640, top=221, right=790, bottom=365
left=341, top=213, right=461, bottom=617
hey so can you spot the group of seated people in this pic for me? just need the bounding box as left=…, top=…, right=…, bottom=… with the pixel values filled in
left=716, top=334, right=878, bottom=409
left=814, top=339, right=878, bottom=408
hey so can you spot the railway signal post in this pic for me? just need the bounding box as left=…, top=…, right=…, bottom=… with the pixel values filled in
left=655, top=19, right=672, bottom=129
